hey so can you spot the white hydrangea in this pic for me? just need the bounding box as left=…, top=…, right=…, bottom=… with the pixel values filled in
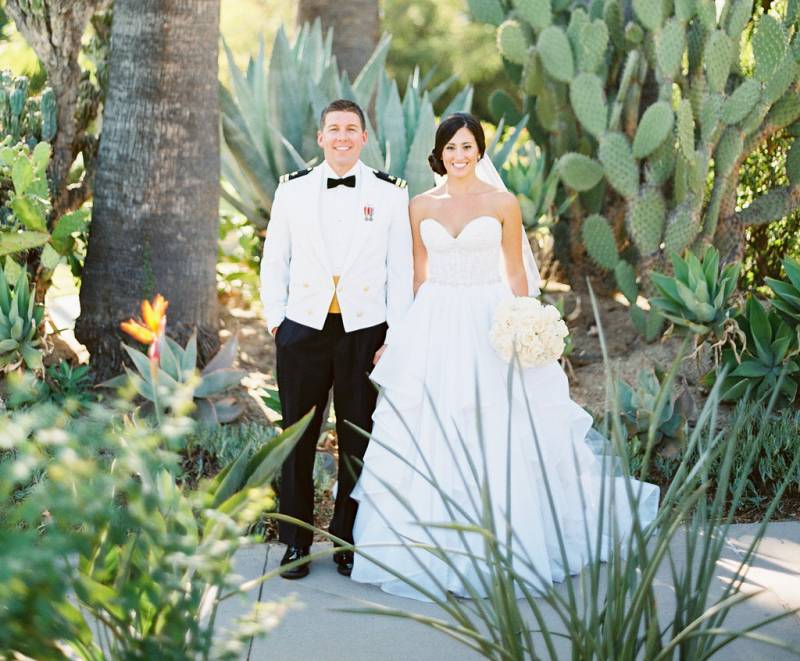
left=489, top=297, right=569, bottom=367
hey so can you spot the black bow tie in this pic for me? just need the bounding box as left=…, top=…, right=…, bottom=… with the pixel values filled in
left=327, top=175, right=356, bottom=189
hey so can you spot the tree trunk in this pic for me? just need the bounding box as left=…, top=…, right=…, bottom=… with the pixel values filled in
left=296, top=0, right=379, bottom=78
left=76, top=0, right=220, bottom=379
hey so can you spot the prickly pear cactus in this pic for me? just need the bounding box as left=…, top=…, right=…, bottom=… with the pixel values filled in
left=473, top=0, right=800, bottom=341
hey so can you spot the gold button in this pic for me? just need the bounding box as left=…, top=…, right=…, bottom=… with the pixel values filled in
left=303, top=282, right=309, bottom=288
left=363, top=286, right=369, bottom=292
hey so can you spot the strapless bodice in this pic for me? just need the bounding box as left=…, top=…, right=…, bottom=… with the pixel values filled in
left=420, top=216, right=502, bottom=286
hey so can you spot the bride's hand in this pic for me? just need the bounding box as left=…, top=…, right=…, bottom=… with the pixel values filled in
left=373, top=344, right=387, bottom=365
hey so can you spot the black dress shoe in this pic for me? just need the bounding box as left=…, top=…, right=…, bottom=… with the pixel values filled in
left=333, top=549, right=354, bottom=577
left=279, top=545, right=310, bottom=580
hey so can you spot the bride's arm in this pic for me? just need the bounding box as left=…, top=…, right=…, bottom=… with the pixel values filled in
left=409, top=196, right=429, bottom=296
left=499, top=193, right=528, bottom=297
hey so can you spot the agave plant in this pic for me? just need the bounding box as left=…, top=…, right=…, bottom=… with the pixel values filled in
left=650, top=246, right=740, bottom=341
left=766, top=255, right=800, bottom=327
left=103, top=330, right=245, bottom=423
left=220, top=20, right=473, bottom=227
left=617, top=366, right=694, bottom=461
left=0, top=266, right=43, bottom=371
left=707, top=296, right=800, bottom=405
left=494, top=134, right=569, bottom=231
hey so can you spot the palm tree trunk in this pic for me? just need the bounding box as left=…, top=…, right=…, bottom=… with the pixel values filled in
left=296, top=0, right=379, bottom=78
left=76, top=0, right=220, bottom=379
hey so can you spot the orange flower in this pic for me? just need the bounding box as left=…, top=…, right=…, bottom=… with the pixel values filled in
left=120, top=294, right=169, bottom=363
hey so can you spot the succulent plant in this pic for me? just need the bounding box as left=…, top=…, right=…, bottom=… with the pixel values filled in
left=472, top=0, right=800, bottom=335
left=706, top=296, right=800, bottom=406
left=102, top=331, right=246, bottom=424
left=0, top=266, right=44, bottom=372
left=495, top=137, right=567, bottom=230
left=650, top=246, right=740, bottom=340
left=0, top=72, right=56, bottom=148
left=617, top=365, right=694, bottom=453
left=765, top=256, right=800, bottom=327
left=221, top=21, right=473, bottom=227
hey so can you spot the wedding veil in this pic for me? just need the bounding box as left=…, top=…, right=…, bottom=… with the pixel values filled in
left=475, top=156, right=542, bottom=297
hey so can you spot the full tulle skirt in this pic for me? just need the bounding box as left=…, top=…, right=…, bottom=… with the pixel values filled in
left=350, top=280, right=660, bottom=602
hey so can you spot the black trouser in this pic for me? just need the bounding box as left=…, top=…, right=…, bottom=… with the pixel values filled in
left=275, top=313, right=386, bottom=547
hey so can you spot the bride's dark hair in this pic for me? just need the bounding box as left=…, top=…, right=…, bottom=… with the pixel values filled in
left=428, top=112, right=486, bottom=176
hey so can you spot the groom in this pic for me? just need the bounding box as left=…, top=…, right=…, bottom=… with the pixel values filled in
left=260, top=99, right=413, bottom=579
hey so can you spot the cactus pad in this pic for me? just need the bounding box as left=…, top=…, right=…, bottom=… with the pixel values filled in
left=467, top=0, right=506, bottom=26
left=578, top=19, right=609, bottom=73
left=675, top=0, right=697, bottom=22
left=489, top=89, right=523, bottom=124
left=538, top=25, right=575, bottom=82
left=696, top=0, right=717, bottom=31
left=646, top=138, right=677, bottom=185
left=676, top=99, right=694, bottom=158
left=582, top=214, right=619, bottom=269
left=497, top=19, right=530, bottom=65
left=700, top=92, right=723, bottom=143
left=656, top=18, right=686, bottom=79
left=604, top=0, right=625, bottom=50
left=570, top=73, right=607, bottom=138
left=766, top=92, right=800, bottom=130
left=739, top=187, right=795, bottom=224
left=599, top=132, right=639, bottom=199
left=633, top=0, right=663, bottom=31
left=726, top=0, right=753, bottom=39
left=514, top=0, right=552, bottom=31
left=764, top=54, right=798, bottom=105
left=721, top=79, right=761, bottom=125
left=664, top=203, right=700, bottom=254
left=614, top=259, right=639, bottom=304
left=705, top=31, right=734, bottom=94
left=787, top=139, right=800, bottom=185
left=715, top=128, right=744, bottom=176
left=633, top=101, right=674, bottom=159
left=558, top=152, right=605, bottom=191
left=521, top=49, right=545, bottom=95
left=753, top=14, right=787, bottom=83
left=628, top=187, right=666, bottom=255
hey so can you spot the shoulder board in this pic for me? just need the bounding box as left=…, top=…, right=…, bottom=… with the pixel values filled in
left=279, top=168, right=312, bottom=184
left=372, top=170, right=407, bottom=189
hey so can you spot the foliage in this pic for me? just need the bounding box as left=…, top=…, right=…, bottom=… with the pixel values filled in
left=102, top=330, right=246, bottom=424
left=332, top=292, right=800, bottom=659
left=0, top=383, right=312, bottom=658
left=471, top=0, right=800, bottom=305
left=0, top=264, right=43, bottom=371
left=650, top=246, right=740, bottom=342
left=617, top=364, right=694, bottom=467
left=714, top=401, right=800, bottom=510
left=738, top=131, right=800, bottom=290
left=707, top=296, right=800, bottom=405
left=0, top=138, right=90, bottom=279
left=44, top=360, right=93, bottom=410
left=382, top=0, right=509, bottom=119
left=220, top=20, right=473, bottom=227
left=0, top=70, right=55, bottom=146
left=766, top=254, right=800, bottom=327
left=182, top=421, right=276, bottom=489
left=217, top=209, right=262, bottom=304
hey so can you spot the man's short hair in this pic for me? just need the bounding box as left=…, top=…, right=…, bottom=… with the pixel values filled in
left=319, top=99, right=366, bottom=130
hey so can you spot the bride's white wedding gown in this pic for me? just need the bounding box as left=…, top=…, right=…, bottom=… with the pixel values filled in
left=350, top=215, right=659, bottom=601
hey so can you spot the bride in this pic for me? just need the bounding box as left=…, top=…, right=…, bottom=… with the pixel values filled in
left=349, top=113, right=658, bottom=601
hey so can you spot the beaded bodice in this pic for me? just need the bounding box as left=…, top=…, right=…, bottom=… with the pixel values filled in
left=421, top=216, right=502, bottom=287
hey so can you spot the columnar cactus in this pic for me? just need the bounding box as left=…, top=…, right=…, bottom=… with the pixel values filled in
left=0, top=72, right=57, bottom=148
left=471, top=0, right=800, bottom=339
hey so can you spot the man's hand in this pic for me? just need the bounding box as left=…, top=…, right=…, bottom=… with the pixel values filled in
left=373, top=344, right=387, bottom=365
left=271, top=326, right=279, bottom=338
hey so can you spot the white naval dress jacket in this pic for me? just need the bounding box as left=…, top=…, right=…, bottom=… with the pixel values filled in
left=260, top=160, right=413, bottom=344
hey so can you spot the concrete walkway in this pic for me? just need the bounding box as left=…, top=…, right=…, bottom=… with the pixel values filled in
left=215, top=522, right=800, bottom=660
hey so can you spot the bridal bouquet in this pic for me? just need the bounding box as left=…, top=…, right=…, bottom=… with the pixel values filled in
left=489, top=297, right=569, bottom=367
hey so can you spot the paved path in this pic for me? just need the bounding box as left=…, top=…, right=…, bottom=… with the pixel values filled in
left=216, top=522, right=800, bottom=660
